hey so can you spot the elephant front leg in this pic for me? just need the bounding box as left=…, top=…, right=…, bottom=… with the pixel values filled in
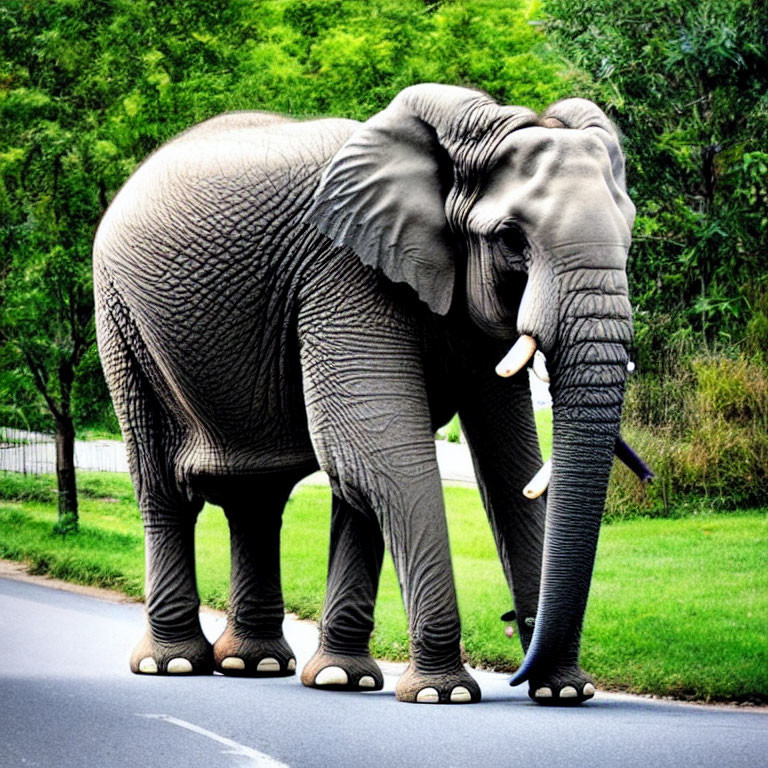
left=298, top=288, right=479, bottom=703
left=459, top=368, right=544, bottom=653
left=131, top=510, right=214, bottom=675
left=306, top=465, right=479, bottom=704
left=214, top=480, right=297, bottom=677
left=314, top=442, right=479, bottom=704
left=301, top=494, right=385, bottom=692
left=387, top=470, right=480, bottom=704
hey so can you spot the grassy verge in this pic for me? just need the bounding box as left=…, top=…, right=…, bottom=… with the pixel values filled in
left=1, top=470, right=765, bottom=703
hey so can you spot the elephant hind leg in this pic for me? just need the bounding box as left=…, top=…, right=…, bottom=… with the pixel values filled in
left=130, top=504, right=213, bottom=676
left=124, top=415, right=212, bottom=676
left=301, top=493, right=384, bottom=692
left=96, top=267, right=213, bottom=676
left=119, top=384, right=212, bottom=676
left=211, top=474, right=301, bottom=677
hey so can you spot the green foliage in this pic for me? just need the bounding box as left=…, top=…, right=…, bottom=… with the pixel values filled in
left=542, top=0, right=768, bottom=363
left=72, top=344, right=119, bottom=432
left=3, top=0, right=765, bottom=519
left=437, top=414, right=462, bottom=443
left=0, top=348, right=51, bottom=431
left=744, top=285, right=768, bottom=362
left=544, top=0, right=768, bottom=518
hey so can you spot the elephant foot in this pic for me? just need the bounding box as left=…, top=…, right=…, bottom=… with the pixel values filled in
left=130, top=629, right=214, bottom=675
left=300, top=648, right=383, bottom=692
left=528, top=667, right=596, bottom=705
left=213, top=627, right=296, bottom=677
left=395, top=663, right=481, bottom=704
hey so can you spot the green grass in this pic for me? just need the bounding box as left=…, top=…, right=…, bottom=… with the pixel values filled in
left=1, top=470, right=765, bottom=702
left=534, top=407, right=552, bottom=459
left=585, top=514, right=768, bottom=701
left=0, top=472, right=145, bottom=593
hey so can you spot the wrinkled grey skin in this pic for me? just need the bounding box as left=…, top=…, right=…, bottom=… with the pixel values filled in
left=93, top=84, right=634, bottom=705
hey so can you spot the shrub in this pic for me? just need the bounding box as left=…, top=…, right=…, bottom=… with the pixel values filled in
left=606, top=353, right=768, bottom=520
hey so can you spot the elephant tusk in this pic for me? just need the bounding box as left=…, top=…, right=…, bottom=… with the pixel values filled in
left=532, top=351, right=550, bottom=383
left=496, top=334, right=537, bottom=378
left=522, top=459, right=551, bottom=499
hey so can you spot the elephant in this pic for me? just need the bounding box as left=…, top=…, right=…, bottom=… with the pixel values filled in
left=93, top=83, right=635, bottom=705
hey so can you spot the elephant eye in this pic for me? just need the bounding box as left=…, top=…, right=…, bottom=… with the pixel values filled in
left=498, top=222, right=528, bottom=257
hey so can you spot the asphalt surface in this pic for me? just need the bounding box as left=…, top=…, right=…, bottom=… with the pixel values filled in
left=1, top=574, right=766, bottom=768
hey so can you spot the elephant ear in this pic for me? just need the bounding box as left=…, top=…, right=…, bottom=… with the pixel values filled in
left=311, top=89, right=458, bottom=315
left=541, top=99, right=628, bottom=190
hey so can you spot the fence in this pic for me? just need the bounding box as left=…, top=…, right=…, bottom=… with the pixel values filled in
left=0, top=426, right=129, bottom=475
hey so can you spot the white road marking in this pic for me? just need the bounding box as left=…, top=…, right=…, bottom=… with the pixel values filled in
left=140, top=714, right=290, bottom=768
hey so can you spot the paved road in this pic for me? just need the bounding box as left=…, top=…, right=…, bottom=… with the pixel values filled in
left=1, top=575, right=765, bottom=768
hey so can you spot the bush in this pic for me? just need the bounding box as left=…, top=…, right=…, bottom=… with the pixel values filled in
left=606, top=353, right=768, bottom=520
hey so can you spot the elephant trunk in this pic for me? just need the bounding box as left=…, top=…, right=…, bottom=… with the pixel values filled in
left=507, top=260, right=633, bottom=687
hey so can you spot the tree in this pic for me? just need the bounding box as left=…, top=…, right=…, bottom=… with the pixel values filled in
left=2, top=250, right=92, bottom=531
left=0, top=90, right=99, bottom=529
left=0, top=2, right=120, bottom=530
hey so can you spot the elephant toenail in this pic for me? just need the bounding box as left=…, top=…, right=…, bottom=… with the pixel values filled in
left=287, top=659, right=296, bottom=672
left=559, top=685, right=578, bottom=698
left=314, top=666, right=348, bottom=686
left=221, top=657, right=245, bottom=670
left=534, top=687, right=553, bottom=698
left=450, top=686, right=472, bottom=703
left=359, top=675, right=376, bottom=688
left=167, top=658, right=192, bottom=674
left=138, top=657, right=158, bottom=674
left=256, top=657, right=281, bottom=673
left=416, top=687, right=439, bottom=703
left=583, top=683, right=596, bottom=697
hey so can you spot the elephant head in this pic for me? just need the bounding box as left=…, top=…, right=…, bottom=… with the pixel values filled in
left=312, top=84, right=634, bottom=688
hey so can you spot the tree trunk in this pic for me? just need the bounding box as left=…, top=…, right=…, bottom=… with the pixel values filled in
left=55, top=413, right=78, bottom=532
